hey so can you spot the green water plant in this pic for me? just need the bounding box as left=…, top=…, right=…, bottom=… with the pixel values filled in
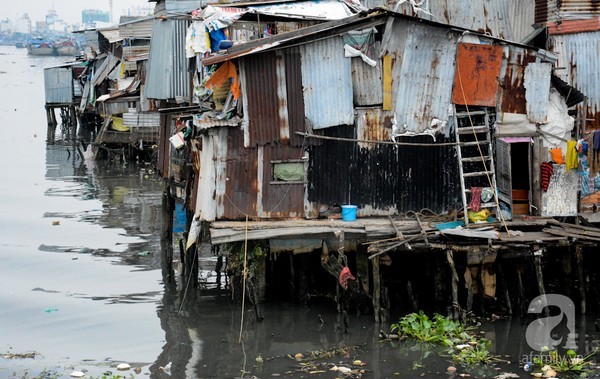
left=452, top=339, right=494, bottom=365
left=390, top=311, right=472, bottom=346
left=531, top=347, right=598, bottom=375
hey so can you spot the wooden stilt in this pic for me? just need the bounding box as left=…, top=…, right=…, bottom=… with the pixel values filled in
left=516, top=264, right=526, bottom=316
left=497, top=262, right=512, bottom=316
left=446, top=250, right=460, bottom=320
left=575, top=246, right=587, bottom=315
left=372, top=256, right=381, bottom=323
left=289, top=252, right=295, bottom=301
left=533, top=249, right=548, bottom=317
left=161, top=181, right=175, bottom=282
left=70, top=106, right=78, bottom=139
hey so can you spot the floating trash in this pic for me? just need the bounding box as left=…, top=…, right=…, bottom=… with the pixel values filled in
left=116, top=363, right=131, bottom=371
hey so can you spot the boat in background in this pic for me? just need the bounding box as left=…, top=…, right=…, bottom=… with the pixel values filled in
left=55, top=39, right=80, bottom=56
left=27, top=37, right=56, bottom=56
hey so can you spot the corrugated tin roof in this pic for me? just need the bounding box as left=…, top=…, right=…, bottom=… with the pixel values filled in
left=548, top=18, right=600, bottom=34
left=392, top=0, right=535, bottom=41
left=248, top=0, right=354, bottom=20
left=119, top=17, right=154, bottom=39
left=537, top=0, right=600, bottom=24
left=92, top=54, right=121, bottom=86
left=202, top=10, right=388, bottom=65
left=99, top=28, right=122, bottom=43
left=145, top=18, right=190, bottom=100
left=388, top=21, right=457, bottom=133
left=300, top=36, right=354, bottom=130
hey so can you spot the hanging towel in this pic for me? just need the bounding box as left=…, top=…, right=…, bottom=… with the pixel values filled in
left=540, top=162, right=554, bottom=192
left=468, top=187, right=483, bottom=211
left=566, top=140, right=578, bottom=171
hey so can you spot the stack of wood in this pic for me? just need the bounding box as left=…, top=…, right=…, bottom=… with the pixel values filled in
left=366, top=215, right=437, bottom=259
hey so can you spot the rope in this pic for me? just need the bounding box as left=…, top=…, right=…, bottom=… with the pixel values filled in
left=296, top=132, right=460, bottom=147
left=456, top=60, right=510, bottom=235
left=238, top=215, right=249, bottom=343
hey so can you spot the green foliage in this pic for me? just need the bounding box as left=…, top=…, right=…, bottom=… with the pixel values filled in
left=531, top=347, right=598, bottom=374
left=452, top=339, right=493, bottom=365
left=390, top=311, right=472, bottom=346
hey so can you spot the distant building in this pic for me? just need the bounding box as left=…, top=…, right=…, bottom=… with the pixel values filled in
left=82, top=9, right=110, bottom=27
left=0, top=18, right=14, bottom=33
left=15, top=14, right=31, bottom=35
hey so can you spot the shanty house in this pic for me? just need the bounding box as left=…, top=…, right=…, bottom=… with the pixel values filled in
left=175, top=9, right=582, bottom=232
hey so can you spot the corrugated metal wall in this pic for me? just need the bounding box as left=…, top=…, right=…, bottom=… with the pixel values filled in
left=352, top=41, right=383, bottom=106
left=283, top=46, right=307, bottom=147
left=389, top=21, right=457, bottom=133
left=536, top=0, right=600, bottom=23
left=145, top=19, right=190, bottom=100
left=119, top=18, right=154, bottom=39
left=44, top=66, right=73, bottom=104
left=300, top=37, right=354, bottom=130
left=307, top=125, right=461, bottom=214
left=223, top=127, right=259, bottom=219
left=392, top=0, right=535, bottom=41
left=243, top=52, right=282, bottom=146
left=499, top=46, right=538, bottom=114
left=549, top=32, right=600, bottom=128
left=261, top=144, right=306, bottom=218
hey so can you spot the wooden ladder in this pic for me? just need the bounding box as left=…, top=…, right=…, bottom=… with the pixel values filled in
left=454, top=107, right=499, bottom=224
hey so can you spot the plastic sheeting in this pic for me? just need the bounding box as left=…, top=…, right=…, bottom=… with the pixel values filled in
left=248, top=0, right=354, bottom=20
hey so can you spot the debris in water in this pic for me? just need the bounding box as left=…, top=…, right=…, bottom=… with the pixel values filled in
left=494, top=373, right=519, bottom=379
left=44, top=308, right=58, bottom=313
left=447, top=366, right=457, bottom=373
left=294, top=353, right=304, bottom=361
left=70, top=371, right=85, bottom=378
left=2, top=352, right=38, bottom=359
left=52, top=220, right=60, bottom=226
left=256, top=355, right=263, bottom=364
left=117, top=362, right=131, bottom=370
left=134, top=367, right=142, bottom=374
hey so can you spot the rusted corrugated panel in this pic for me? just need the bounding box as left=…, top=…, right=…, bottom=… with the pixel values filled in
left=307, top=125, right=461, bottom=214
left=223, top=127, right=259, bottom=219
left=549, top=32, right=600, bottom=129
left=145, top=19, right=190, bottom=100
left=548, top=18, right=600, bottom=34
left=499, top=46, right=537, bottom=114
left=355, top=108, right=394, bottom=150
left=509, top=1, right=537, bottom=43
left=352, top=41, right=383, bottom=107
left=452, top=43, right=503, bottom=107
left=392, top=21, right=457, bottom=133
left=243, top=52, right=283, bottom=146
left=283, top=46, right=306, bottom=147
left=300, top=36, right=354, bottom=130
left=535, top=0, right=549, bottom=23
left=524, top=62, right=552, bottom=123
left=261, top=144, right=306, bottom=218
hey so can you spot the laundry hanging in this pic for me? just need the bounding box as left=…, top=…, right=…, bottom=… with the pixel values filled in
left=540, top=162, right=554, bottom=192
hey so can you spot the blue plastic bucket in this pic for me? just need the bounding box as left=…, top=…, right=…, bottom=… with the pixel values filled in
left=341, top=205, right=357, bottom=221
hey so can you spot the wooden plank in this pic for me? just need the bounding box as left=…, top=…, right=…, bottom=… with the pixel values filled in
left=211, top=226, right=366, bottom=244
left=382, top=54, right=393, bottom=111
left=542, top=228, right=600, bottom=242
left=442, top=228, right=499, bottom=239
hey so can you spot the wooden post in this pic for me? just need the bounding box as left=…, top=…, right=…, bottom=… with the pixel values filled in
left=446, top=250, right=460, bottom=320
left=161, top=180, right=175, bottom=283
left=575, top=245, right=587, bottom=315
left=533, top=252, right=546, bottom=298
left=497, top=262, right=512, bottom=316
left=70, top=106, right=78, bottom=139
left=372, top=256, right=381, bottom=323
left=516, top=264, right=526, bottom=316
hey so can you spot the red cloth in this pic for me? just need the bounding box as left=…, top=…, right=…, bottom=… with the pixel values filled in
left=541, top=162, right=554, bottom=192
left=338, top=267, right=356, bottom=290
left=468, top=187, right=483, bottom=211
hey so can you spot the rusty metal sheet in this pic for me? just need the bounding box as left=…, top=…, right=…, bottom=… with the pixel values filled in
left=524, top=62, right=551, bottom=124
left=452, top=43, right=503, bottom=107
left=548, top=18, right=600, bottom=35
left=223, top=127, right=259, bottom=219
left=283, top=46, right=307, bottom=147
left=261, top=144, right=306, bottom=218
left=355, top=108, right=394, bottom=149
left=352, top=41, right=383, bottom=107
left=499, top=46, right=537, bottom=115
left=242, top=51, right=283, bottom=146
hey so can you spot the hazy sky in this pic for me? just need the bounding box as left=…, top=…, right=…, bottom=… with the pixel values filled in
left=7, top=0, right=154, bottom=24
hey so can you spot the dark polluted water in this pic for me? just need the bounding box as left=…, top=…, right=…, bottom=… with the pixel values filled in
left=1, top=46, right=599, bottom=379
